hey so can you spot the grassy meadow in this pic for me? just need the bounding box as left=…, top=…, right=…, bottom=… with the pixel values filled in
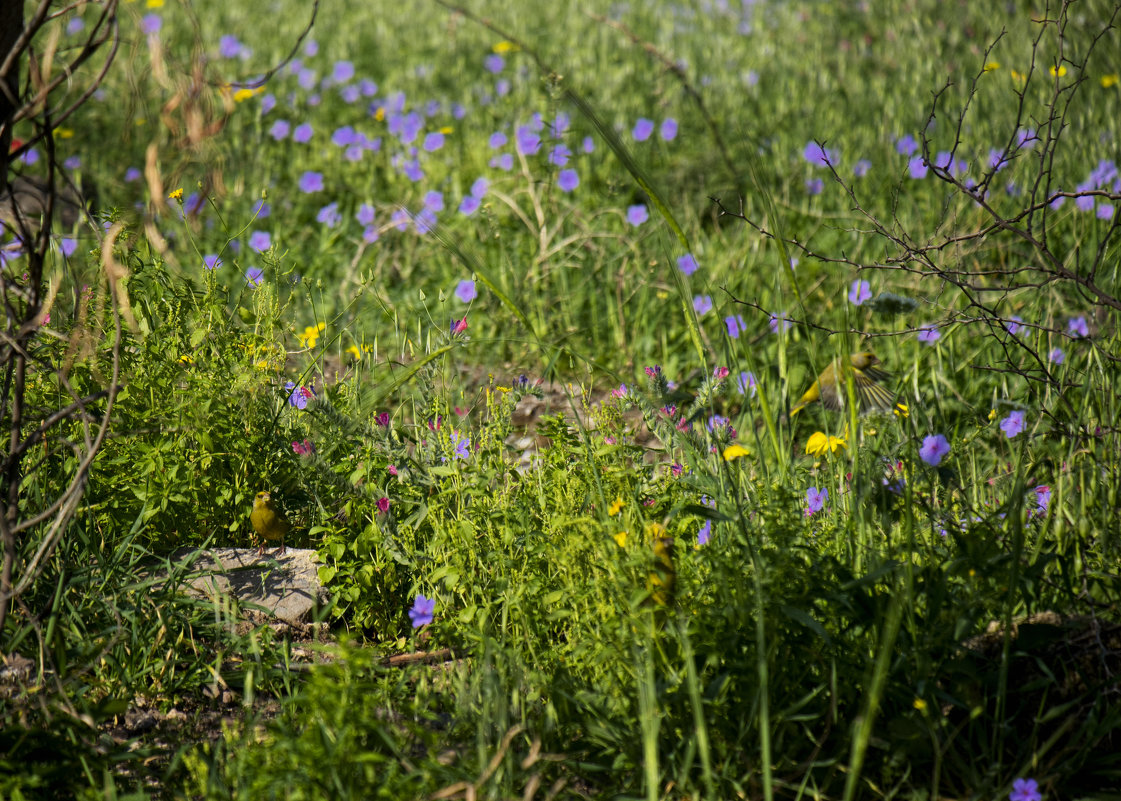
left=3, top=0, right=1121, bottom=798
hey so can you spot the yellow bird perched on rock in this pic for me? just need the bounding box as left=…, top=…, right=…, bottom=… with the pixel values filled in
left=250, top=491, right=290, bottom=556
left=789, top=351, right=894, bottom=417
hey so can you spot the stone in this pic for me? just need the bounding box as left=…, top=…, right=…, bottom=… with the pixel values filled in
left=167, top=547, right=330, bottom=625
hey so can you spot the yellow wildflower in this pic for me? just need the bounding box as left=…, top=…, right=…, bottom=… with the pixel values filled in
left=983, top=61, right=1000, bottom=72
left=374, top=107, right=386, bottom=122
left=1010, top=69, right=1026, bottom=85
left=805, top=431, right=847, bottom=456
left=146, top=0, right=163, bottom=7
left=723, top=443, right=750, bottom=461
left=613, top=530, right=628, bottom=548
left=913, top=698, right=927, bottom=712
left=894, top=402, right=909, bottom=418
left=988, top=409, right=998, bottom=421
left=168, top=188, right=184, bottom=201
left=298, top=322, right=326, bottom=349
left=608, top=496, right=624, bottom=517
left=439, top=126, right=453, bottom=135
left=493, top=41, right=519, bottom=54
left=1102, top=74, right=1119, bottom=88
left=233, top=87, right=262, bottom=103
left=1049, top=64, right=1067, bottom=78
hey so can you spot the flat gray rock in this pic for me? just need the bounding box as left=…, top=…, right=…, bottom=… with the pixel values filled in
left=167, top=547, right=330, bottom=625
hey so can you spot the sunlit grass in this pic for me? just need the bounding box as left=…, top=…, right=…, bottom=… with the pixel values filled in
left=3, top=0, right=1120, bottom=798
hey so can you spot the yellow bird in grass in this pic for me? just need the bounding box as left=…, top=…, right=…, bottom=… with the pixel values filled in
left=250, top=491, right=290, bottom=556
left=789, top=351, right=894, bottom=417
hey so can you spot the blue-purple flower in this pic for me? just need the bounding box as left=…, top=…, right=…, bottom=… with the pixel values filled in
left=848, top=279, right=871, bottom=306
left=455, top=279, right=477, bottom=303
left=297, top=171, right=324, bottom=193
left=632, top=118, right=654, bottom=141
left=557, top=169, right=579, bottom=192
left=409, top=594, right=435, bottom=628
left=805, top=487, right=828, bottom=516
left=677, top=253, right=699, bottom=276
left=1008, top=777, right=1041, bottom=801
left=450, top=430, right=471, bottom=460
left=1000, top=410, right=1026, bottom=438
left=626, top=205, right=649, bottom=227
left=919, top=434, right=950, bottom=466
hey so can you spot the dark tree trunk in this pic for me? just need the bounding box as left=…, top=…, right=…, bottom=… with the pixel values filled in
left=0, top=0, right=22, bottom=194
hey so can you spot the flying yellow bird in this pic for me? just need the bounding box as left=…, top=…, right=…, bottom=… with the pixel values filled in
left=789, top=351, right=894, bottom=417
left=250, top=491, right=290, bottom=556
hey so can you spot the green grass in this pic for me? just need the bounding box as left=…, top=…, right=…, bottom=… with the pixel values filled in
left=3, top=0, right=1121, bottom=798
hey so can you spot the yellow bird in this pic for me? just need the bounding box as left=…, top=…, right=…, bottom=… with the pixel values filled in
left=250, top=491, right=290, bottom=556
left=789, top=351, right=894, bottom=417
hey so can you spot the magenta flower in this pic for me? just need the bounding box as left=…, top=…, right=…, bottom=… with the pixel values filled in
left=919, top=434, right=950, bottom=466
left=713, top=366, right=729, bottom=380
left=292, top=438, right=315, bottom=457
left=409, top=594, right=435, bottom=628
left=450, top=317, right=468, bottom=336
left=1000, top=410, right=1026, bottom=438
left=376, top=497, right=390, bottom=513
left=611, top=384, right=628, bottom=399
